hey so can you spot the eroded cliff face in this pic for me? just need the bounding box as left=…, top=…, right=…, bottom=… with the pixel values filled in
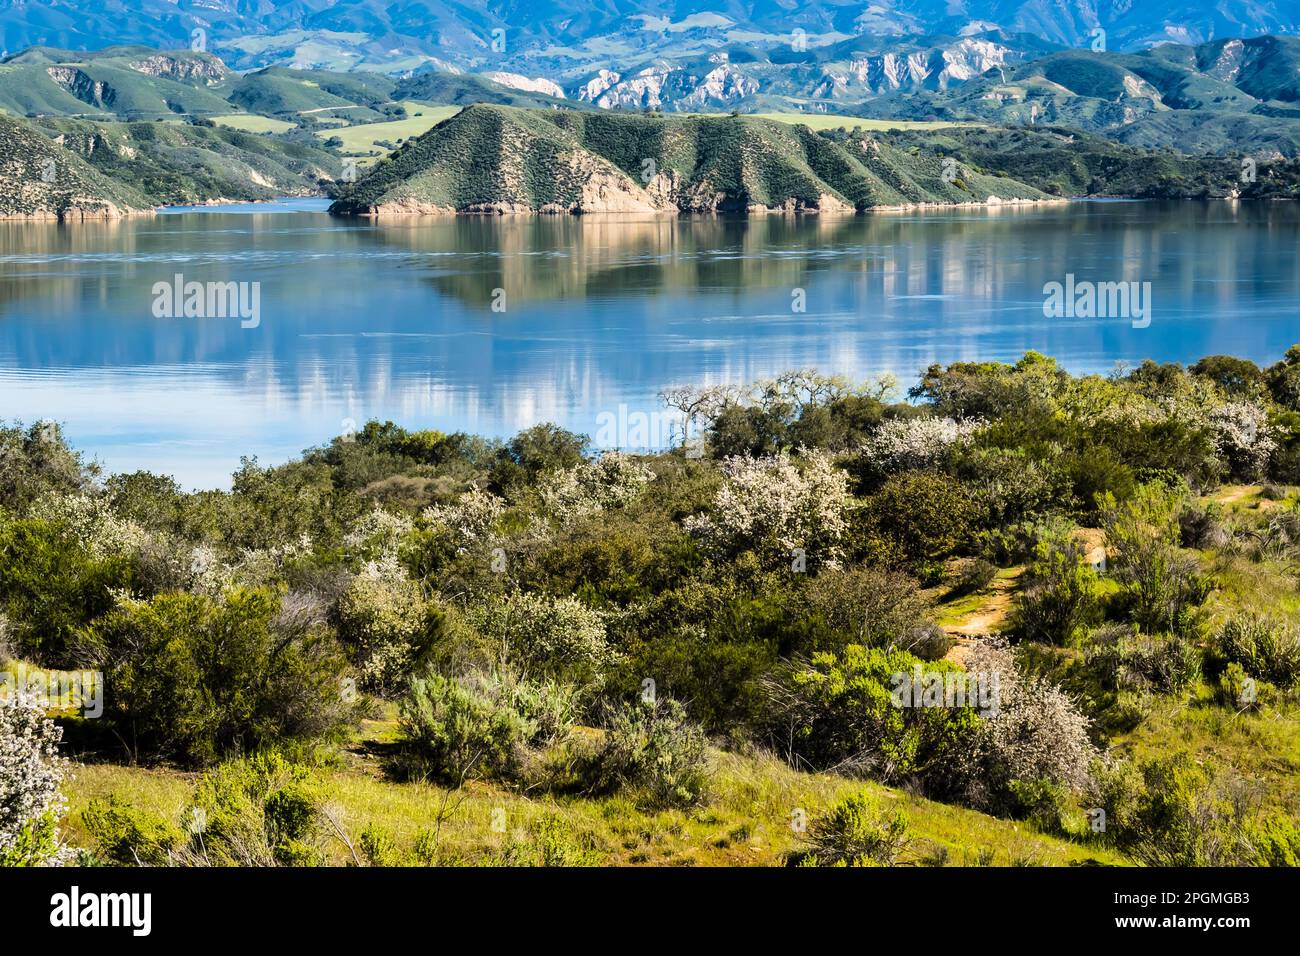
left=127, top=53, right=229, bottom=85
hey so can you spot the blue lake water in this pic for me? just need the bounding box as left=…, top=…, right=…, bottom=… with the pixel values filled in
left=1, top=197, right=1298, bottom=488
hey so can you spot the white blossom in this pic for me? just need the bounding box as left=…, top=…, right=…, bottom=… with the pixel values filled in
left=859, top=417, right=984, bottom=477
left=0, top=692, right=68, bottom=866
left=684, top=450, right=850, bottom=569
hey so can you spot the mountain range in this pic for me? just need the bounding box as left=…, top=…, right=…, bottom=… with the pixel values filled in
left=1, top=1, right=1298, bottom=77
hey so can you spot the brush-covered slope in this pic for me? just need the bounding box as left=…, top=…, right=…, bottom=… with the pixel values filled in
left=0, top=113, right=151, bottom=219
left=38, top=118, right=343, bottom=205
left=329, top=104, right=1050, bottom=216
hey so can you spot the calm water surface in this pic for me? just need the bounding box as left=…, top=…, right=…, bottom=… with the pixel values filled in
left=1, top=197, right=1297, bottom=487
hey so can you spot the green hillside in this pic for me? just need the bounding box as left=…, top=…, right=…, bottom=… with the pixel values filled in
left=0, top=47, right=232, bottom=120
left=0, top=112, right=150, bottom=218
left=329, top=104, right=1050, bottom=215
left=37, top=118, right=344, bottom=204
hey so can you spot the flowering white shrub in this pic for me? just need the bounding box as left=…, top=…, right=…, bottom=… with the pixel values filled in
left=466, top=591, right=613, bottom=689
left=422, top=488, right=506, bottom=549
left=188, top=536, right=314, bottom=598
left=683, top=450, right=850, bottom=569
left=27, top=492, right=147, bottom=558
left=344, top=507, right=415, bottom=563
left=955, top=641, right=1098, bottom=812
left=537, top=453, right=654, bottom=522
left=1209, top=401, right=1277, bottom=481
left=337, top=560, right=435, bottom=694
left=858, top=417, right=984, bottom=477
left=0, top=693, right=67, bottom=866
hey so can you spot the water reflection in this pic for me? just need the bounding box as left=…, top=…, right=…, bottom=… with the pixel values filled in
left=0, top=200, right=1297, bottom=487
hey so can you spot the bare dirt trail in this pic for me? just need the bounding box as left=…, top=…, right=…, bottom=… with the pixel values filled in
left=942, top=568, right=1021, bottom=666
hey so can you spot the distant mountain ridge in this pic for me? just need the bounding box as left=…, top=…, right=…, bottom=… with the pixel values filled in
left=1, top=1, right=1297, bottom=76
left=855, top=35, right=1300, bottom=156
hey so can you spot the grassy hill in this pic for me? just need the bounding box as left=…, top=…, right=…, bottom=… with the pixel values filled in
left=329, top=104, right=1052, bottom=215
left=36, top=118, right=344, bottom=204
left=0, top=113, right=150, bottom=219
left=0, top=46, right=231, bottom=120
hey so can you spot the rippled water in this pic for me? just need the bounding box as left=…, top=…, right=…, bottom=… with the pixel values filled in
left=1, top=197, right=1297, bottom=487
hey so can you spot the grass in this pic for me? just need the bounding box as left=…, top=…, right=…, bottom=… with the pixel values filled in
left=315, top=103, right=461, bottom=158
left=61, top=715, right=1123, bottom=867
left=210, top=114, right=298, bottom=134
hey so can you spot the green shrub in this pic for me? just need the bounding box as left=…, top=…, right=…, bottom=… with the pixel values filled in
left=762, top=644, right=981, bottom=789
left=1217, top=614, right=1300, bottom=689
left=584, top=696, right=709, bottom=809
left=790, top=792, right=911, bottom=867
left=396, top=668, right=572, bottom=784
left=1246, top=814, right=1300, bottom=866
left=88, top=588, right=354, bottom=766
left=859, top=471, right=974, bottom=577
left=1010, top=521, right=1100, bottom=645
left=182, top=752, right=325, bottom=867
left=82, top=796, right=182, bottom=866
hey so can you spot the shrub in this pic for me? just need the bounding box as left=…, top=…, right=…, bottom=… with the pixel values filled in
left=956, top=641, right=1099, bottom=815
left=791, top=792, right=911, bottom=866
left=397, top=671, right=531, bottom=783
left=1217, top=614, right=1300, bottom=689
left=466, top=590, right=612, bottom=690
left=858, top=471, right=974, bottom=577
left=0, top=693, right=67, bottom=866
left=947, top=559, right=997, bottom=600
left=1246, top=814, right=1300, bottom=867
left=1099, top=483, right=1208, bottom=635
left=335, top=563, right=446, bottom=694
left=0, top=514, right=138, bottom=666
left=490, top=424, right=587, bottom=495
left=794, top=565, right=937, bottom=655
left=1011, top=521, right=1100, bottom=645
left=762, top=645, right=981, bottom=788
left=181, top=752, right=324, bottom=866
left=857, top=416, right=983, bottom=481
left=684, top=450, right=851, bottom=571
left=89, top=589, right=354, bottom=766
left=536, top=453, right=654, bottom=521
left=396, top=668, right=572, bottom=784
left=82, top=796, right=181, bottom=866
left=584, top=696, right=709, bottom=808
left=1209, top=401, right=1277, bottom=482
left=1092, top=755, right=1251, bottom=866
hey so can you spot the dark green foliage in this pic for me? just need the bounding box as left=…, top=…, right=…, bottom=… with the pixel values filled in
left=0, top=516, right=138, bottom=665
left=87, top=589, right=354, bottom=766
left=762, top=644, right=981, bottom=788
left=489, top=423, right=588, bottom=496
left=859, top=470, right=975, bottom=579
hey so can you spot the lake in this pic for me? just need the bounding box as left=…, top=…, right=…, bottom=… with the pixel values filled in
left=1, top=197, right=1297, bottom=488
